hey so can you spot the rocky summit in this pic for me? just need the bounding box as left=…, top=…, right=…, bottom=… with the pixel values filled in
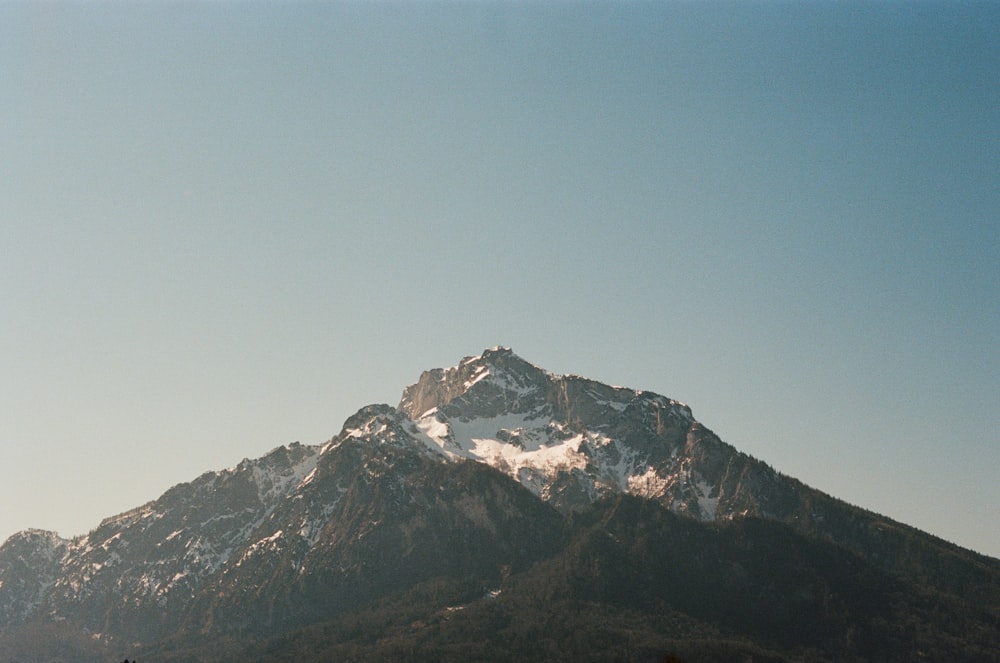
left=2, top=348, right=998, bottom=661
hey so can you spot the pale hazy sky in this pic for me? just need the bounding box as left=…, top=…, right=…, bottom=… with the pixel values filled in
left=2, top=2, right=997, bottom=558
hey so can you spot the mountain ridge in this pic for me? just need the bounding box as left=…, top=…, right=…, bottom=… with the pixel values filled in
left=2, top=347, right=998, bottom=660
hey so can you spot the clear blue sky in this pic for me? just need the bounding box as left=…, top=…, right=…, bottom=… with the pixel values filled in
left=2, top=2, right=997, bottom=558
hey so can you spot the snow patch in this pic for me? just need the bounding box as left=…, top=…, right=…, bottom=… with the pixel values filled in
left=412, top=410, right=601, bottom=496
left=249, top=448, right=320, bottom=504
left=464, top=366, right=491, bottom=388
left=627, top=466, right=670, bottom=498
left=298, top=467, right=318, bottom=489
left=694, top=475, right=719, bottom=520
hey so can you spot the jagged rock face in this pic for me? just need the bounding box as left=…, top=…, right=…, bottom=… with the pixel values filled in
left=0, top=371, right=571, bottom=644
left=398, top=346, right=743, bottom=518
left=2, top=346, right=998, bottom=656
left=0, top=347, right=854, bottom=640
left=0, top=443, right=321, bottom=641
left=0, top=530, right=67, bottom=627
left=182, top=434, right=565, bottom=637
left=400, top=346, right=551, bottom=420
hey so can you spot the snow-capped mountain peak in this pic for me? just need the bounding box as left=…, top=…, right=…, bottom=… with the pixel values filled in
left=391, top=348, right=706, bottom=512
left=2, top=346, right=997, bottom=660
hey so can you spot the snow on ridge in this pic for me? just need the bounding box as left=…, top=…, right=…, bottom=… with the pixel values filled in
left=246, top=446, right=322, bottom=505
left=320, top=438, right=342, bottom=455
left=464, top=365, right=491, bottom=389
left=445, top=412, right=552, bottom=454
left=470, top=431, right=590, bottom=489
left=403, top=374, right=702, bottom=507
left=413, top=413, right=461, bottom=459
left=298, top=467, right=318, bottom=489
left=236, top=530, right=285, bottom=566
left=411, top=409, right=599, bottom=494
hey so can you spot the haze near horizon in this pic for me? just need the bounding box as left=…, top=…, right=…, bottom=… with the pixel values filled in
left=1, top=3, right=997, bottom=558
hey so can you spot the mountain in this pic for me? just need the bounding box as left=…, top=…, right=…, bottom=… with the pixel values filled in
left=1, top=347, right=998, bottom=661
